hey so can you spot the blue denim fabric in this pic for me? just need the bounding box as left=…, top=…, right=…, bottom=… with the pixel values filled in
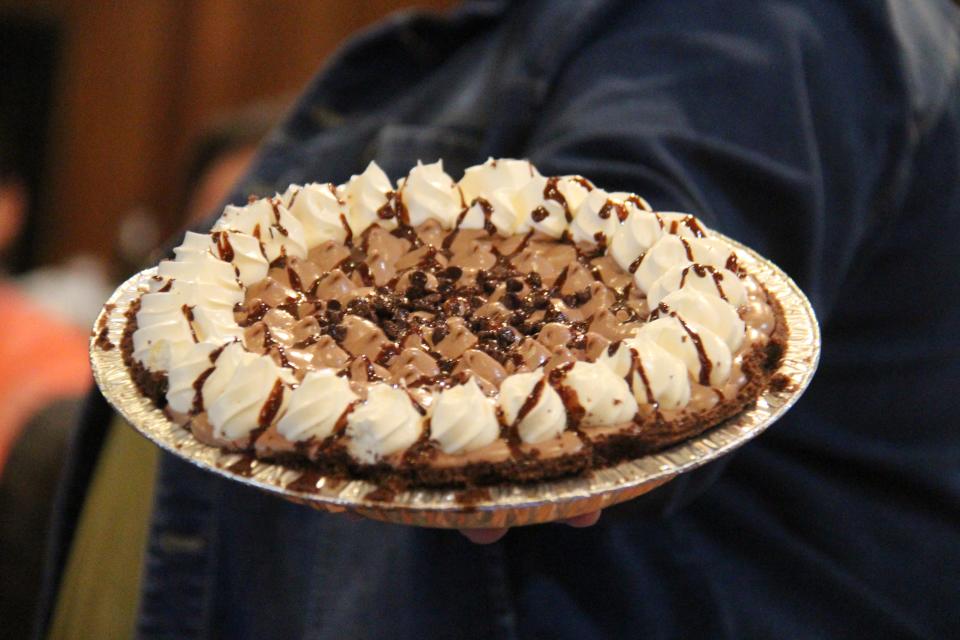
left=40, top=0, right=960, bottom=638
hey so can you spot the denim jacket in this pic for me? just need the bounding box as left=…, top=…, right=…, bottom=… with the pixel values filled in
left=42, top=1, right=960, bottom=637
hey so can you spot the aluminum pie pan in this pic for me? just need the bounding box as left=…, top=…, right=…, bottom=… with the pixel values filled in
left=90, top=232, right=820, bottom=529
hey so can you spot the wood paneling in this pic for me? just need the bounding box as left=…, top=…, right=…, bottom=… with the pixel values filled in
left=30, top=0, right=455, bottom=263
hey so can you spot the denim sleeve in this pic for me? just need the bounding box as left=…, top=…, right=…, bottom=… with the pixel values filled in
left=526, top=0, right=916, bottom=321
left=522, top=0, right=949, bottom=515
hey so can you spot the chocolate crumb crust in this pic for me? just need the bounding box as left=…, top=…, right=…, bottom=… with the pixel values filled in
left=120, top=220, right=789, bottom=489
left=93, top=303, right=116, bottom=351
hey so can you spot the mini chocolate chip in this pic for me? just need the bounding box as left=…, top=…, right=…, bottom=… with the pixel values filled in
left=506, top=278, right=523, bottom=292
left=497, top=327, right=517, bottom=347
left=478, top=330, right=498, bottom=342
left=525, top=272, right=542, bottom=288
left=442, top=265, right=463, bottom=281
left=326, top=299, right=342, bottom=311
left=406, top=286, right=425, bottom=300
left=346, top=298, right=371, bottom=318
left=431, top=325, right=448, bottom=344
left=442, top=298, right=468, bottom=317
left=410, top=271, right=427, bottom=288
left=503, top=292, right=520, bottom=310
left=468, top=295, right=485, bottom=309
left=576, top=289, right=592, bottom=305
left=382, top=320, right=403, bottom=340
left=523, top=321, right=544, bottom=336
left=481, top=280, right=497, bottom=294
left=329, top=325, right=347, bottom=342
left=544, top=308, right=567, bottom=323
left=472, top=317, right=490, bottom=332
left=437, top=358, right=456, bottom=373
left=563, top=294, right=578, bottom=307
left=437, top=282, right=453, bottom=294
left=531, top=291, right=550, bottom=310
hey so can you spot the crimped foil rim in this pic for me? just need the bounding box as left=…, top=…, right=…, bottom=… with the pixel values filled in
left=90, top=233, right=820, bottom=528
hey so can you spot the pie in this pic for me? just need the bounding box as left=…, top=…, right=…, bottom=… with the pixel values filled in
left=120, top=158, right=786, bottom=488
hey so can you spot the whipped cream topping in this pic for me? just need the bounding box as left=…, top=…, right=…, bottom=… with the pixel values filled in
left=213, top=230, right=269, bottom=286
left=609, top=191, right=652, bottom=212
left=610, top=209, right=664, bottom=274
left=346, top=384, right=423, bottom=463
left=161, top=233, right=239, bottom=298
left=601, top=337, right=691, bottom=409
left=562, top=361, right=638, bottom=427
left=190, top=306, right=243, bottom=343
left=637, top=316, right=732, bottom=387
left=658, top=288, right=745, bottom=352
left=647, top=263, right=747, bottom=310
left=459, top=189, right=517, bottom=235
left=165, top=341, right=218, bottom=414
left=344, top=161, right=395, bottom=233
left=198, top=342, right=257, bottom=410
left=262, top=198, right=308, bottom=262
left=633, top=235, right=692, bottom=293
left=400, top=160, right=459, bottom=228
left=458, top=157, right=537, bottom=203
left=500, top=370, right=567, bottom=444
left=208, top=354, right=292, bottom=441
left=214, top=197, right=308, bottom=262
left=515, top=175, right=568, bottom=237
left=127, top=158, right=780, bottom=472
left=288, top=182, right=350, bottom=246
left=556, top=175, right=593, bottom=213
left=430, top=377, right=499, bottom=454
left=569, top=189, right=620, bottom=244
left=132, top=291, right=196, bottom=370
left=277, top=369, right=358, bottom=442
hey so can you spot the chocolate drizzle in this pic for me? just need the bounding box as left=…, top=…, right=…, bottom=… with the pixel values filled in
left=181, top=304, right=198, bottom=342
left=679, top=264, right=729, bottom=301
left=543, top=177, right=572, bottom=222
left=212, top=231, right=235, bottom=262
left=656, top=302, right=712, bottom=385
left=633, top=354, right=656, bottom=405
left=515, top=377, right=546, bottom=425
left=258, top=379, right=285, bottom=428
left=191, top=367, right=214, bottom=415
left=339, top=214, right=353, bottom=246
left=598, top=199, right=625, bottom=221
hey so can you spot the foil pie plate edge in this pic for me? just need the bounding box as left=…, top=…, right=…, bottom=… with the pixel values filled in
left=90, top=233, right=820, bottom=529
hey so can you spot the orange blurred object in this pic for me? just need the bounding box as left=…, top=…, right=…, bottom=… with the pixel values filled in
left=0, top=282, right=91, bottom=473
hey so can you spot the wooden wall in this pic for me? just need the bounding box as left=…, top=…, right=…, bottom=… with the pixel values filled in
left=1, top=0, right=455, bottom=264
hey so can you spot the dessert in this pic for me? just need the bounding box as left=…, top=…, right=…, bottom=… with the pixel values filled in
left=119, top=158, right=786, bottom=489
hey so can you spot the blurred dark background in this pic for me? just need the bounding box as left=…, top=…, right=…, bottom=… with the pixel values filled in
left=1, top=0, right=455, bottom=274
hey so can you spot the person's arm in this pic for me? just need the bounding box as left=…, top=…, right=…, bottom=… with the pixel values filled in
left=463, top=1, right=917, bottom=535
